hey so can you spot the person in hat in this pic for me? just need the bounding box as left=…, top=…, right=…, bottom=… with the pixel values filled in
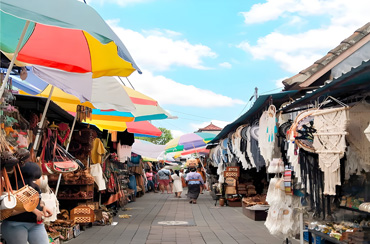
left=2, top=162, right=52, bottom=244
left=185, top=167, right=204, bottom=204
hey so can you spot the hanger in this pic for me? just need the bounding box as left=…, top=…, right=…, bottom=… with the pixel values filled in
left=318, top=95, right=348, bottom=109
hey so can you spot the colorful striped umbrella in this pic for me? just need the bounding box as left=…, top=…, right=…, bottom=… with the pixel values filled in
left=0, top=0, right=140, bottom=100
left=165, top=132, right=216, bottom=153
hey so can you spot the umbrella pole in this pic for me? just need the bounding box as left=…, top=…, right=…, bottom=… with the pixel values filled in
left=0, top=21, right=30, bottom=98
left=33, top=85, right=55, bottom=151
left=56, top=111, right=78, bottom=196
left=65, top=114, right=77, bottom=151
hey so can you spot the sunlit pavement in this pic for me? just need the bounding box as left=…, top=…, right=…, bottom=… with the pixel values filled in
left=68, top=190, right=298, bottom=244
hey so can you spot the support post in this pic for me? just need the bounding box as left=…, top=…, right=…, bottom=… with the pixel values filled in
left=0, top=21, right=30, bottom=98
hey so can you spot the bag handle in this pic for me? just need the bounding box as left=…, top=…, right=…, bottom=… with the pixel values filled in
left=2, top=168, right=14, bottom=198
left=13, top=164, right=26, bottom=190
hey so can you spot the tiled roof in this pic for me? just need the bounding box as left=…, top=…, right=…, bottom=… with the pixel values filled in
left=198, top=123, right=222, bottom=131
left=283, top=22, right=370, bottom=90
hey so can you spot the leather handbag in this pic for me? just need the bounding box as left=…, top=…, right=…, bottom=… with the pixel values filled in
left=52, top=142, right=79, bottom=173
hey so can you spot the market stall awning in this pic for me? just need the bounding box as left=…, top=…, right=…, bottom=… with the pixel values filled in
left=209, top=90, right=298, bottom=144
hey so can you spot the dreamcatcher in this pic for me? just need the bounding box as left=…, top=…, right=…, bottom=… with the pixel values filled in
left=288, top=110, right=316, bottom=153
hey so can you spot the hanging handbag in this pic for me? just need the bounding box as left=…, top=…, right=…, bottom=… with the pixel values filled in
left=41, top=185, right=59, bottom=222
left=52, top=141, right=79, bottom=173
left=40, top=132, right=55, bottom=175
left=1, top=165, right=40, bottom=219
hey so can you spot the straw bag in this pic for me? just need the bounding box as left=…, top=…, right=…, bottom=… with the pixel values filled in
left=1, top=166, right=39, bottom=220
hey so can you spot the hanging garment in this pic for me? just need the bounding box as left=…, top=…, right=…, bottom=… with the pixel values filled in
left=245, top=127, right=256, bottom=168
left=90, top=138, right=106, bottom=164
left=117, top=143, right=132, bottom=162
left=117, top=131, right=135, bottom=146
left=287, top=141, right=301, bottom=183
left=312, top=107, right=349, bottom=195
left=109, top=131, right=118, bottom=142
left=90, top=163, right=107, bottom=191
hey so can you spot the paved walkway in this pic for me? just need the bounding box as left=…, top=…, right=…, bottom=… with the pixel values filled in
left=68, top=191, right=298, bottom=244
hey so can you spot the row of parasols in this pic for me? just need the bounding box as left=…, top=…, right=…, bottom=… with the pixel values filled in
left=0, top=0, right=173, bottom=145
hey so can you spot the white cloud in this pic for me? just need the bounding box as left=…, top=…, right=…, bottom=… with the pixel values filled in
left=128, top=69, right=245, bottom=108
left=107, top=20, right=217, bottom=72
left=238, top=0, right=370, bottom=73
left=219, top=62, right=232, bottom=69
left=170, top=130, right=185, bottom=138
left=189, top=120, right=230, bottom=132
left=274, top=77, right=288, bottom=89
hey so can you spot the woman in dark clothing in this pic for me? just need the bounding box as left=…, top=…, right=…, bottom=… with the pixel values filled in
left=2, top=162, right=52, bottom=244
left=185, top=167, right=204, bottom=204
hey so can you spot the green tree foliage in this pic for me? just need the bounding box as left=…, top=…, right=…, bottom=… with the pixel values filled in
left=136, top=127, right=173, bottom=145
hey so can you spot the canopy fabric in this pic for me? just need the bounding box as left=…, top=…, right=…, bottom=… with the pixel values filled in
left=0, top=0, right=141, bottom=73
left=165, top=132, right=216, bottom=153
left=17, top=71, right=171, bottom=122
left=209, top=90, right=298, bottom=144
left=89, top=121, right=161, bottom=137
left=23, top=75, right=136, bottom=112
left=132, top=139, right=166, bottom=159
left=180, top=147, right=209, bottom=156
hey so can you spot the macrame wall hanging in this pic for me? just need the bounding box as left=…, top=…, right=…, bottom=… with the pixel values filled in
left=312, top=98, right=349, bottom=196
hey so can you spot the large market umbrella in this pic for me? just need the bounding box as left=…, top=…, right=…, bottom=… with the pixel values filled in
left=0, top=0, right=141, bottom=99
left=19, top=79, right=171, bottom=124
left=165, top=132, right=216, bottom=153
left=0, top=0, right=142, bottom=151
left=132, top=139, right=166, bottom=159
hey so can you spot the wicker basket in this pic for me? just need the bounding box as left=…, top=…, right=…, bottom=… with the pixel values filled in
left=225, top=178, right=237, bottom=186
left=0, top=209, right=14, bottom=221
left=70, top=206, right=94, bottom=223
left=14, top=185, right=39, bottom=212
left=226, top=166, right=240, bottom=174
left=224, top=171, right=239, bottom=178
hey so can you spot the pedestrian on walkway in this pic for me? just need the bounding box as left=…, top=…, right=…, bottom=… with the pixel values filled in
left=185, top=167, right=204, bottom=204
left=145, top=169, right=157, bottom=193
left=197, top=166, right=207, bottom=194
left=171, top=170, right=183, bottom=198
left=157, top=165, right=172, bottom=194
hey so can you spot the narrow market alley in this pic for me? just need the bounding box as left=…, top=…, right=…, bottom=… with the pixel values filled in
left=68, top=191, right=298, bottom=244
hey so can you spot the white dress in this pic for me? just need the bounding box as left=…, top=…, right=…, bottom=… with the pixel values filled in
left=171, top=173, right=183, bottom=193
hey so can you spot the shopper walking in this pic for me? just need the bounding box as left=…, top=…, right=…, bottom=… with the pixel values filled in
left=185, top=167, right=204, bottom=204
left=157, top=165, right=172, bottom=194
left=171, top=170, right=183, bottom=198
left=197, top=167, right=207, bottom=194
left=145, top=168, right=157, bottom=193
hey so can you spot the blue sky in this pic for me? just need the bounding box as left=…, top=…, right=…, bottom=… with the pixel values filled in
left=86, top=0, right=369, bottom=137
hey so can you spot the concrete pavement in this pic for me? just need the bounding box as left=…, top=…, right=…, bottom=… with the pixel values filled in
left=68, top=191, right=298, bottom=244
